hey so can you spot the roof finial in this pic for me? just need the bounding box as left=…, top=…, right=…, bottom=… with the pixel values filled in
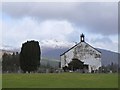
left=80, top=33, right=85, bottom=42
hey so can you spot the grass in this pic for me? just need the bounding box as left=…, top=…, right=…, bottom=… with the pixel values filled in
left=0, top=74, right=2, bottom=89
left=2, top=73, right=118, bottom=88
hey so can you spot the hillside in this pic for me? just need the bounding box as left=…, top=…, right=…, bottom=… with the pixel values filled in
left=41, top=57, right=60, bottom=68
left=97, top=48, right=118, bottom=66
left=0, top=47, right=119, bottom=66
left=42, top=47, right=119, bottom=66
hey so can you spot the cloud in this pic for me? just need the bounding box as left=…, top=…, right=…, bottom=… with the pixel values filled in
left=2, top=17, right=75, bottom=47
left=2, top=2, right=118, bottom=35
left=90, top=36, right=118, bottom=52
left=0, top=20, right=2, bottom=47
left=1, top=2, right=118, bottom=52
left=91, top=37, right=113, bottom=44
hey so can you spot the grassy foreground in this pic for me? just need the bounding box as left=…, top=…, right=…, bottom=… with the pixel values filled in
left=0, top=74, right=2, bottom=89
left=2, top=73, right=118, bottom=88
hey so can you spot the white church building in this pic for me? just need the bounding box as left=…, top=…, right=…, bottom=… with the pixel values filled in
left=60, top=34, right=102, bottom=73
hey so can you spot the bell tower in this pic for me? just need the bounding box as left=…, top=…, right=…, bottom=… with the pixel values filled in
left=80, top=33, right=85, bottom=42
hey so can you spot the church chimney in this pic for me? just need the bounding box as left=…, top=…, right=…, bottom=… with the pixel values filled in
left=80, top=33, right=85, bottom=42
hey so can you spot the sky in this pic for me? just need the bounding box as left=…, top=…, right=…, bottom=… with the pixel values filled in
left=0, top=2, right=118, bottom=52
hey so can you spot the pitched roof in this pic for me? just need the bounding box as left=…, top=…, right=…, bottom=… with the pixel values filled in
left=60, top=41, right=101, bottom=56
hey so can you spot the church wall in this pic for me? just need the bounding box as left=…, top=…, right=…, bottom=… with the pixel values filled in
left=60, top=48, right=74, bottom=68
left=60, top=42, right=101, bottom=73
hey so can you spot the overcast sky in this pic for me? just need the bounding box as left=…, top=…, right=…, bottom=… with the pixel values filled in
left=0, top=2, right=118, bottom=52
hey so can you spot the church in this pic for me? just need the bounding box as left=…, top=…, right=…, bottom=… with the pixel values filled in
left=60, top=34, right=102, bottom=73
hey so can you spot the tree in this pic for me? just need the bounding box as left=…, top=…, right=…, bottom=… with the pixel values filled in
left=2, top=52, right=20, bottom=73
left=2, top=53, right=10, bottom=72
left=109, top=62, right=118, bottom=73
left=62, top=66, right=68, bottom=72
left=68, top=58, right=84, bottom=71
left=20, top=40, right=41, bottom=73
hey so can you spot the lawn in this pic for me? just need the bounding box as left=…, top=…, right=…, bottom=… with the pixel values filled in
left=2, top=73, right=118, bottom=88
left=0, top=74, right=2, bottom=89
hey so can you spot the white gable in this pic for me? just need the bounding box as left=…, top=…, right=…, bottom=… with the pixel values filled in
left=60, top=41, right=102, bottom=73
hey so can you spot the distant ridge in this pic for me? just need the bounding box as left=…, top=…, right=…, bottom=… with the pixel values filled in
left=0, top=46, right=119, bottom=66
left=42, top=47, right=119, bottom=66
left=97, top=48, right=118, bottom=66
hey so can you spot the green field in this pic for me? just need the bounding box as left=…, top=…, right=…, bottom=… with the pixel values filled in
left=2, top=73, right=118, bottom=88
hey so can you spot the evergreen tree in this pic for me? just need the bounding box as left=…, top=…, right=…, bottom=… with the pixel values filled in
left=20, top=40, right=41, bottom=73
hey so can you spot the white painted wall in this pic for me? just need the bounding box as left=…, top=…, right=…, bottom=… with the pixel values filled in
left=60, top=42, right=101, bottom=73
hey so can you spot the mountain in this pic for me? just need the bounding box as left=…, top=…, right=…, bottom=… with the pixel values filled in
left=1, top=42, right=119, bottom=66
left=42, top=47, right=119, bottom=66
left=41, top=47, right=69, bottom=60
left=97, top=48, right=119, bottom=66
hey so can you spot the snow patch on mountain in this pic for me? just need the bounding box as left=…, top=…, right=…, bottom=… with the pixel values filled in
left=39, top=39, right=75, bottom=49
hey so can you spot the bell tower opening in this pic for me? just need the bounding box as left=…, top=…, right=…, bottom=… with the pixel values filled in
left=80, top=33, right=85, bottom=42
